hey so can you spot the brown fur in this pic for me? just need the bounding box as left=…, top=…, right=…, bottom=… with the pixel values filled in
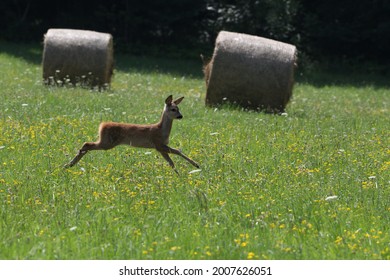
left=65, top=95, right=199, bottom=172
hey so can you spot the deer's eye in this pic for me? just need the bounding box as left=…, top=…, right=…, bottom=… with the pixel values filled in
left=171, top=108, right=177, bottom=112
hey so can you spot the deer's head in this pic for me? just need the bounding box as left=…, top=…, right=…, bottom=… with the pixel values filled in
left=165, top=95, right=184, bottom=120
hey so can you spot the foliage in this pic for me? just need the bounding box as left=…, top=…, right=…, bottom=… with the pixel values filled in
left=1, top=0, right=390, bottom=62
left=0, top=43, right=389, bottom=259
left=296, top=0, right=390, bottom=60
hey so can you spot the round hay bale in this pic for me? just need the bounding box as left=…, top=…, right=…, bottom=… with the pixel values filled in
left=205, top=31, right=297, bottom=113
left=42, top=28, right=114, bottom=88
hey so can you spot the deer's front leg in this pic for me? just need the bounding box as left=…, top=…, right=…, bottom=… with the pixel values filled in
left=165, top=146, right=200, bottom=168
left=158, top=151, right=179, bottom=174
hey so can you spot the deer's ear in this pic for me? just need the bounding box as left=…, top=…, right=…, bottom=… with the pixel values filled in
left=165, top=95, right=173, bottom=105
left=173, top=96, right=184, bottom=105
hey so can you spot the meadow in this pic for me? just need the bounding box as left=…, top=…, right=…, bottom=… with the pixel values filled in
left=0, top=42, right=389, bottom=259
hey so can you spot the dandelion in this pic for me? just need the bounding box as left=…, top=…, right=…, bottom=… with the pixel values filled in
left=334, top=236, right=343, bottom=245
left=240, top=233, right=249, bottom=239
left=247, top=252, right=256, bottom=259
left=218, top=200, right=226, bottom=206
left=170, top=246, right=181, bottom=251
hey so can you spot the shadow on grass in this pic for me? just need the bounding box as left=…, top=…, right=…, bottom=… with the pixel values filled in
left=115, top=54, right=204, bottom=79
left=1, top=41, right=389, bottom=88
left=296, top=61, right=390, bottom=89
left=0, top=41, right=43, bottom=65
left=0, top=41, right=204, bottom=79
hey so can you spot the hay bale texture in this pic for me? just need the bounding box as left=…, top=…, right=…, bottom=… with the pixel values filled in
left=205, top=31, right=297, bottom=112
left=42, top=29, right=114, bottom=87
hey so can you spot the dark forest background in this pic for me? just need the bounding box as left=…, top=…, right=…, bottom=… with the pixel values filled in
left=1, top=0, right=389, bottom=64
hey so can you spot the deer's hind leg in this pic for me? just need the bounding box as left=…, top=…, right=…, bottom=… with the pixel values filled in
left=65, top=133, right=117, bottom=168
left=64, top=141, right=98, bottom=168
left=65, top=123, right=121, bottom=168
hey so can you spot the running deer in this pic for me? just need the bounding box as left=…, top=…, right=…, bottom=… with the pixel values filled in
left=64, top=95, right=200, bottom=173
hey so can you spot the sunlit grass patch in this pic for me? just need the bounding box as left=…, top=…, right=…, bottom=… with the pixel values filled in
left=0, top=45, right=389, bottom=259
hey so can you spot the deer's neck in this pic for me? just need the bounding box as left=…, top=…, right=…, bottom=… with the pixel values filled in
left=158, top=108, right=173, bottom=144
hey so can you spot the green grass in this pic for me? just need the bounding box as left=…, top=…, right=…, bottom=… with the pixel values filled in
left=0, top=42, right=389, bottom=260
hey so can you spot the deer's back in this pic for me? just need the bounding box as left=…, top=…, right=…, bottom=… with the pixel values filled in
left=99, top=122, right=159, bottom=148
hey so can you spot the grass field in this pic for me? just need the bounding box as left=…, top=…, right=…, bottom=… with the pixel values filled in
left=0, top=42, right=389, bottom=259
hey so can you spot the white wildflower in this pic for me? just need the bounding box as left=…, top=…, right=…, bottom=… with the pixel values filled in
left=325, top=195, right=338, bottom=201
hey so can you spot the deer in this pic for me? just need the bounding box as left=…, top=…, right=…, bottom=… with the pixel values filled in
left=64, top=95, right=200, bottom=173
